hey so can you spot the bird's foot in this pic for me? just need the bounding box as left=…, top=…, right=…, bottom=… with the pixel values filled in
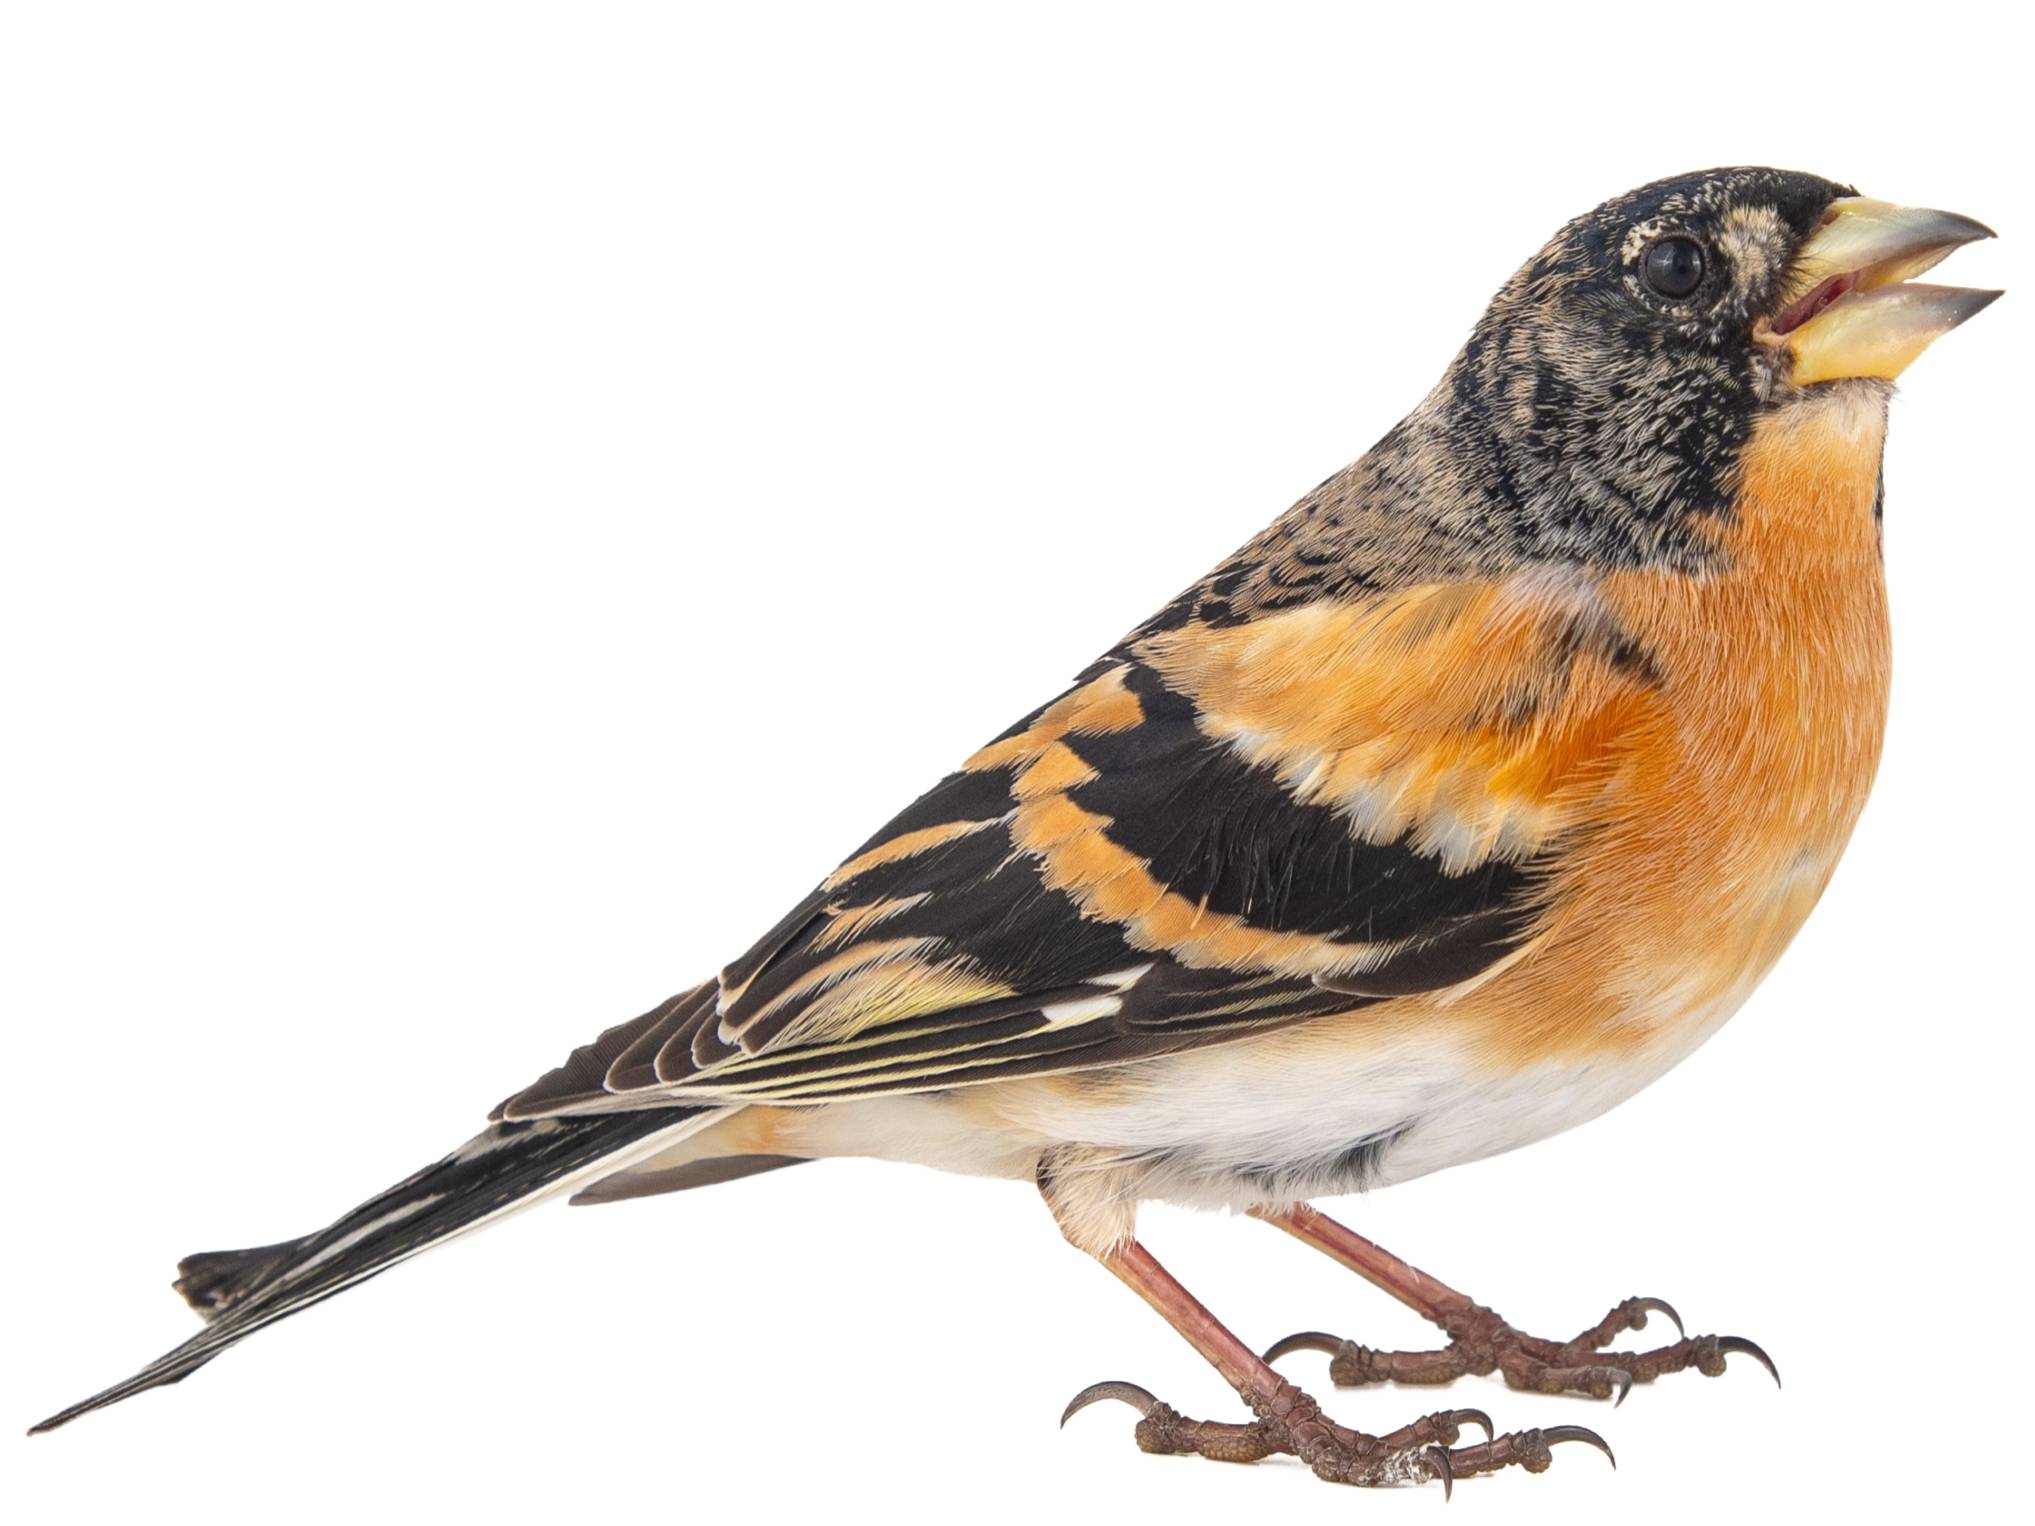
left=1264, top=1297, right=1779, bottom=1405
left=1060, top=1377, right=1612, bottom=1493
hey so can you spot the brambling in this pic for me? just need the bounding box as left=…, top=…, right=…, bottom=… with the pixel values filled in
left=35, top=167, right=2000, bottom=1491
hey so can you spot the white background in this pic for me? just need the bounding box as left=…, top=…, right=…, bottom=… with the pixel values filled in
left=4, top=4, right=2026, bottom=1521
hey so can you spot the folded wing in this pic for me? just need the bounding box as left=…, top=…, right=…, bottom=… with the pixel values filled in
left=498, top=571, right=1660, bottom=1119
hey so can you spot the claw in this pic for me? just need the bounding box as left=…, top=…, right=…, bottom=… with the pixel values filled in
left=1634, top=1297, right=1685, bottom=1337
left=1451, top=1407, right=1494, bottom=1443
left=1608, top=1368, right=1633, bottom=1408
left=1423, top=1444, right=1454, bottom=1501
left=1261, top=1330, right=1347, bottom=1364
left=1060, top=1380, right=1159, bottom=1427
left=1716, top=1335, right=1782, bottom=1388
left=1543, top=1424, right=1616, bottom=1469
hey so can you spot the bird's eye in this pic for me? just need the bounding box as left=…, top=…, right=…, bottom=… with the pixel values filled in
left=1642, top=235, right=1706, bottom=299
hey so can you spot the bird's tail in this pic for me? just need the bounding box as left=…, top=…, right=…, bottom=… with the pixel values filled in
left=30, top=1106, right=712, bottom=1434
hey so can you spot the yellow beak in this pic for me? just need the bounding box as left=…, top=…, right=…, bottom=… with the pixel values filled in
left=1765, top=197, right=2000, bottom=385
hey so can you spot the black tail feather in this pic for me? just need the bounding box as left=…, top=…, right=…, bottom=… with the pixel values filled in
left=172, top=1239, right=312, bottom=1323
left=30, top=1107, right=704, bottom=1434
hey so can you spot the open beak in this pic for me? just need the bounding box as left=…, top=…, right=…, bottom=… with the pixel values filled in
left=1762, top=197, right=2001, bottom=385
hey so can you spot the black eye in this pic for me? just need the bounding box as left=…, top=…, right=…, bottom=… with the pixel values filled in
left=1642, top=235, right=1706, bottom=299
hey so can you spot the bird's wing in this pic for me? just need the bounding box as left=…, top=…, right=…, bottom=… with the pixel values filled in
left=497, top=571, right=1660, bottom=1119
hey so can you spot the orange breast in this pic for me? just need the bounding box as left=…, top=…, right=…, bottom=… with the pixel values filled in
left=1456, top=385, right=1894, bottom=1064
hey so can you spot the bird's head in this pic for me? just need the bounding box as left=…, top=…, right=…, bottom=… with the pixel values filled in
left=1434, top=167, right=1999, bottom=567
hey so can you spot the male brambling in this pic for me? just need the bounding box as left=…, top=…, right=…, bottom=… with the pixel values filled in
left=35, top=167, right=2000, bottom=1492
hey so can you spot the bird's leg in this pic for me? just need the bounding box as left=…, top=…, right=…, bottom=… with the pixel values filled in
left=1060, top=1237, right=1613, bottom=1491
left=1253, top=1202, right=1778, bottom=1404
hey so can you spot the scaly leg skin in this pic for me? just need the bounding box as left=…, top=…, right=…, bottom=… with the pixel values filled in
left=1061, top=1239, right=1614, bottom=1494
left=1254, top=1204, right=1780, bottom=1406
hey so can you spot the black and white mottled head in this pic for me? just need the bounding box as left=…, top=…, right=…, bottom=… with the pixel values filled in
left=1439, top=166, right=1855, bottom=568
left=1529, top=167, right=1852, bottom=355
left=1139, top=166, right=1995, bottom=633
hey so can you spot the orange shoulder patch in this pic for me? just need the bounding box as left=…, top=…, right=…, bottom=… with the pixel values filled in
left=1133, top=572, right=1662, bottom=872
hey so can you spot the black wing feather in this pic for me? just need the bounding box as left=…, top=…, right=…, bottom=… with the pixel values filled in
left=498, top=652, right=1548, bottom=1118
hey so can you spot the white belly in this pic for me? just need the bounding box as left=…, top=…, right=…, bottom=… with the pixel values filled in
left=771, top=980, right=1758, bottom=1216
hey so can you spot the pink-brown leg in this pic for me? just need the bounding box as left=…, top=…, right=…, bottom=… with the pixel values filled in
left=1062, top=1238, right=1614, bottom=1491
left=1253, top=1203, right=1779, bottom=1405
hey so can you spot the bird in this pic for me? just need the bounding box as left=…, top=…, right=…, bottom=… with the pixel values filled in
left=33, top=167, right=2000, bottom=1491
